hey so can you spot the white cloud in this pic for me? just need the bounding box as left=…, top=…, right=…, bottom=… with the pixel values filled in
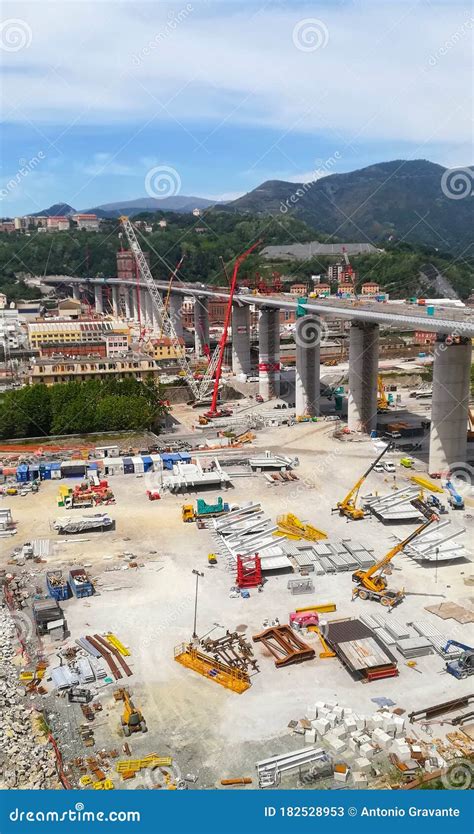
left=79, top=153, right=137, bottom=177
left=1, top=1, right=472, bottom=160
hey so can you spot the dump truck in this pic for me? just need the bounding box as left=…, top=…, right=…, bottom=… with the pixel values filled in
left=68, top=567, right=94, bottom=599
left=46, top=570, right=70, bottom=601
left=182, top=497, right=230, bottom=523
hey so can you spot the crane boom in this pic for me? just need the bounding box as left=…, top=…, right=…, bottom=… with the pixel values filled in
left=359, top=511, right=437, bottom=586
left=119, top=217, right=201, bottom=399
left=335, top=444, right=391, bottom=519
left=206, top=241, right=261, bottom=417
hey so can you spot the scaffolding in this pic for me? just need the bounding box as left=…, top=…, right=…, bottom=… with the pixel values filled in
left=174, top=643, right=251, bottom=693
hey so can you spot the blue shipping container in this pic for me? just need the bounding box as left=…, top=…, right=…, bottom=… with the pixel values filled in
left=123, top=456, right=134, bottom=474
left=16, top=464, right=29, bottom=483
left=141, top=455, right=153, bottom=472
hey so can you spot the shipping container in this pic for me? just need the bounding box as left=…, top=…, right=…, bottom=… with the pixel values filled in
left=141, top=455, right=153, bottom=472
left=50, top=462, right=61, bottom=479
left=123, top=456, right=134, bottom=474
left=16, top=464, right=29, bottom=483
left=61, top=460, right=87, bottom=478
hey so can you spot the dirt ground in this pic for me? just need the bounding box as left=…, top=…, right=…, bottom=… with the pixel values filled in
left=1, top=418, right=473, bottom=788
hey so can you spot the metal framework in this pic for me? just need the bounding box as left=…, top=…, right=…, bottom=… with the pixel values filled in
left=120, top=217, right=214, bottom=400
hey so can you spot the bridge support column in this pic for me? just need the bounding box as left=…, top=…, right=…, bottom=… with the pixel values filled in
left=232, top=305, right=251, bottom=376
left=130, top=288, right=138, bottom=320
left=348, top=322, right=379, bottom=433
left=169, top=294, right=183, bottom=339
left=295, top=315, right=321, bottom=417
left=429, top=338, right=471, bottom=474
left=94, top=285, right=104, bottom=314
left=258, top=307, right=280, bottom=400
left=111, top=286, right=120, bottom=317
left=72, top=285, right=81, bottom=302
left=194, top=298, right=209, bottom=357
left=123, top=288, right=131, bottom=319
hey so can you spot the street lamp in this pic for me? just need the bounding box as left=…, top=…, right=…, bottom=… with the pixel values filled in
left=192, top=569, right=204, bottom=639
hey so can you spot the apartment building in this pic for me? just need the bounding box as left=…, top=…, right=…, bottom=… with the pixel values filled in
left=29, top=352, right=159, bottom=385
left=28, top=318, right=130, bottom=350
left=71, top=213, right=100, bottom=231
left=149, top=336, right=185, bottom=361
left=46, top=216, right=70, bottom=232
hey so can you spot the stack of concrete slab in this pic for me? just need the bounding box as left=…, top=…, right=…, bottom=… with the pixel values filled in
left=162, top=458, right=232, bottom=492
left=409, top=619, right=465, bottom=658
left=211, top=502, right=292, bottom=572
left=395, top=637, right=434, bottom=658
left=283, top=539, right=375, bottom=575
left=364, top=488, right=422, bottom=523
left=401, top=520, right=469, bottom=562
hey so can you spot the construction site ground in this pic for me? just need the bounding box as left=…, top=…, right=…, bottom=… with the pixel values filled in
left=1, top=417, right=473, bottom=789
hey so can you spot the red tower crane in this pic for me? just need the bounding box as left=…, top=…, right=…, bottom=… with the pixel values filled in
left=205, top=240, right=261, bottom=418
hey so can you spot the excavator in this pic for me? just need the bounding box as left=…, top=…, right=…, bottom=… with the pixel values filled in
left=114, top=688, right=147, bottom=736
left=351, top=498, right=439, bottom=608
left=333, top=444, right=391, bottom=521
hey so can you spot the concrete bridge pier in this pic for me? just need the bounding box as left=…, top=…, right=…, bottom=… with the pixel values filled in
left=194, top=298, right=209, bottom=356
left=72, top=285, right=81, bottom=302
left=295, top=314, right=321, bottom=417
left=232, top=305, right=251, bottom=376
left=169, top=293, right=183, bottom=339
left=348, top=322, right=379, bottom=433
left=258, top=307, right=280, bottom=400
left=94, top=285, right=104, bottom=314
left=111, top=286, right=120, bottom=317
left=429, top=338, right=472, bottom=474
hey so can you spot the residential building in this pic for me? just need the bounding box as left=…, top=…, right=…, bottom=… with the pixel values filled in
left=192, top=208, right=202, bottom=217
left=0, top=310, right=26, bottom=351
left=29, top=352, right=159, bottom=385
left=0, top=293, right=7, bottom=309
left=71, top=213, right=100, bottom=231
left=14, top=299, right=43, bottom=319
left=104, top=331, right=130, bottom=357
left=27, top=318, right=129, bottom=350
left=0, top=220, right=15, bottom=233
left=116, top=249, right=150, bottom=281
left=157, top=219, right=167, bottom=229
left=46, top=216, right=70, bottom=232
left=55, top=298, right=83, bottom=318
left=337, top=282, right=355, bottom=295
left=413, top=330, right=437, bottom=346
left=289, top=282, right=308, bottom=296
left=39, top=341, right=107, bottom=359
left=312, top=283, right=331, bottom=297
left=149, top=336, right=185, bottom=361
left=361, top=281, right=381, bottom=295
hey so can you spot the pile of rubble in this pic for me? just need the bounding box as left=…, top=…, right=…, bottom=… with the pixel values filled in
left=0, top=608, right=59, bottom=788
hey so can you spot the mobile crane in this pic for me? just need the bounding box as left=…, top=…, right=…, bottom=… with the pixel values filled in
left=377, top=375, right=389, bottom=412
left=114, top=688, right=147, bottom=736
left=351, top=498, right=439, bottom=608
left=333, top=444, right=391, bottom=521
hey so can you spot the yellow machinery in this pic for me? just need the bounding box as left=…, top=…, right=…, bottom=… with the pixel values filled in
left=377, top=375, right=389, bottom=412
left=182, top=504, right=195, bottom=522
left=410, top=474, right=444, bottom=494
left=308, top=626, right=336, bottom=659
left=275, top=513, right=327, bottom=541
left=174, top=643, right=250, bottom=694
left=334, top=444, right=391, bottom=521
left=105, top=633, right=130, bottom=656
left=114, top=688, right=147, bottom=736
left=352, top=499, right=438, bottom=607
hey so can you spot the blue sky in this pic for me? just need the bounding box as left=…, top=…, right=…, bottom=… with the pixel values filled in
left=1, top=0, right=472, bottom=215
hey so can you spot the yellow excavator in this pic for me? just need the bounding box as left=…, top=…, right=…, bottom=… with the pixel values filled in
left=334, top=444, right=391, bottom=521
left=352, top=498, right=439, bottom=608
left=114, top=688, right=147, bottom=736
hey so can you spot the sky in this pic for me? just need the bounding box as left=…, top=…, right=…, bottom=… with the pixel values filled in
left=0, top=0, right=472, bottom=215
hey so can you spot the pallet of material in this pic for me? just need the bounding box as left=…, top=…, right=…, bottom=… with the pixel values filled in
left=396, top=638, right=434, bottom=658
left=410, top=620, right=464, bottom=658
left=326, top=618, right=398, bottom=680
left=375, top=628, right=397, bottom=647
left=425, top=603, right=474, bottom=624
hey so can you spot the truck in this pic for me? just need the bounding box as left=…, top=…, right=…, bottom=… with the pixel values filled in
left=444, top=480, right=465, bottom=510
left=182, top=496, right=230, bottom=523
left=46, top=570, right=70, bottom=601
left=444, top=641, right=474, bottom=679
left=68, top=567, right=94, bottom=598
left=53, top=513, right=113, bottom=535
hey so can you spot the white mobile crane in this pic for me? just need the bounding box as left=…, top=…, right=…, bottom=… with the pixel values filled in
left=119, top=216, right=220, bottom=402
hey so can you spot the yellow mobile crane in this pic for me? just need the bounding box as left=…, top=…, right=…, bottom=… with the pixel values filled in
left=334, top=444, right=391, bottom=521
left=377, top=375, right=389, bottom=412
left=352, top=499, right=439, bottom=608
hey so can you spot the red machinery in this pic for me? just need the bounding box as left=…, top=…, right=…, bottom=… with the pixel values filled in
left=289, top=611, right=319, bottom=628
left=146, top=490, right=161, bottom=501
left=236, top=555, right=262, bottom=589
left=205, top=240, right=261, bottom=418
